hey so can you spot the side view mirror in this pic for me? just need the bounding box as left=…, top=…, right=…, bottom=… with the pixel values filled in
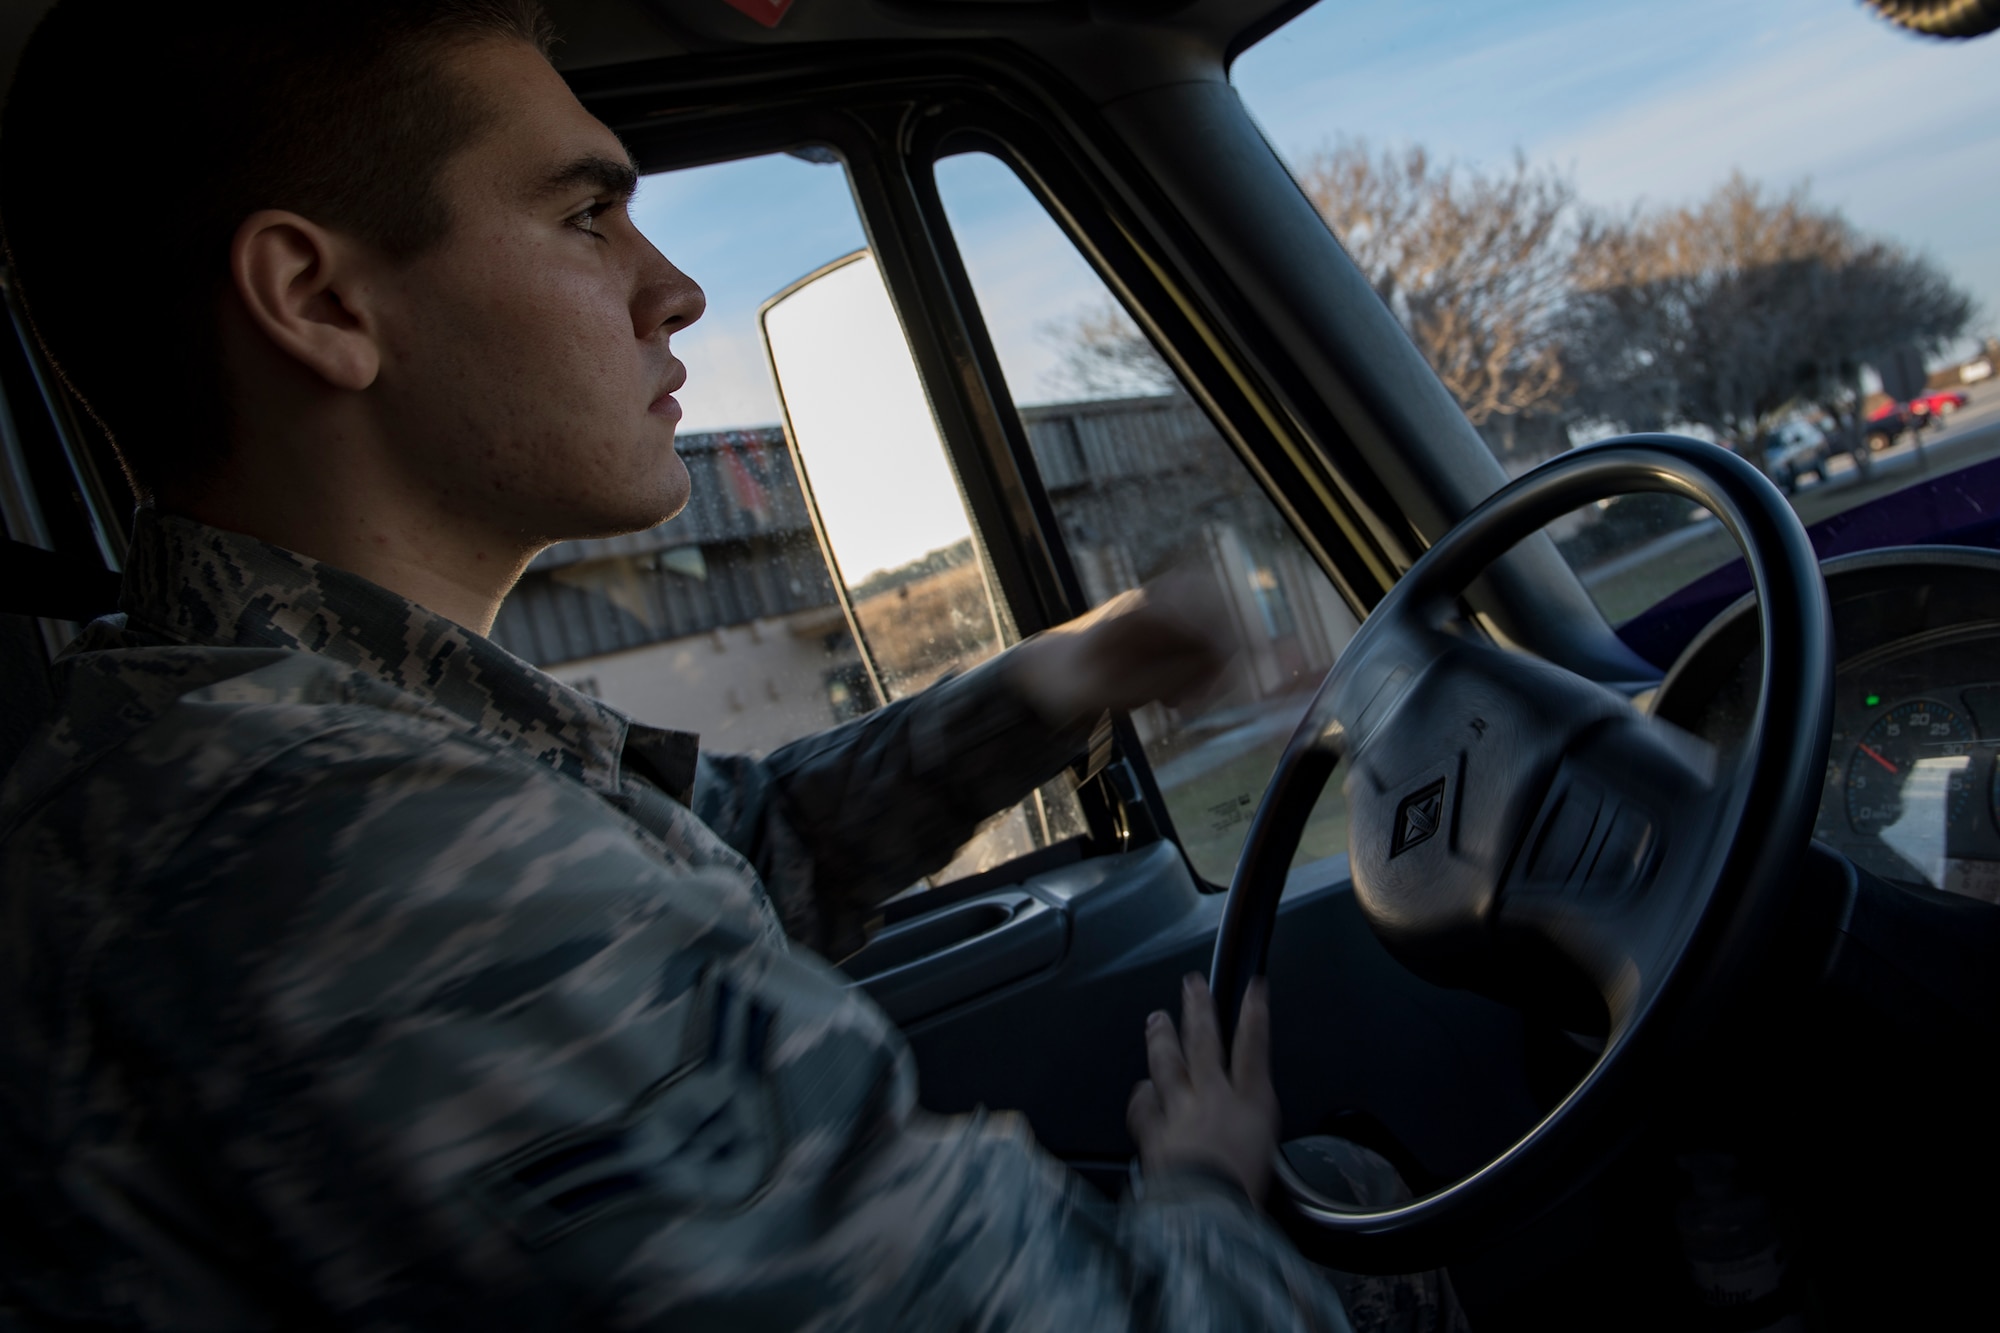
left=761, top=249, right=1073, bottom=877
left=759, top=249, right=1005, bottom=705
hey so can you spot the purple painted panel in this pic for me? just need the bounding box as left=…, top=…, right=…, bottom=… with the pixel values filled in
left=1616, top=455, right=2000, bottom=670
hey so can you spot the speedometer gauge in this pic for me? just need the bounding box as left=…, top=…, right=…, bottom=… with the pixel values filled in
left=1844, top=699, right=1973, bottom=836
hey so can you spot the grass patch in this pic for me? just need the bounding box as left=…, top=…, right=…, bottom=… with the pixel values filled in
left=1155, top=737, right=1350, bottom=886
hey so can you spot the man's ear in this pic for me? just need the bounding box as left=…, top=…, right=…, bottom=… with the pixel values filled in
left=228, top=210, right=381, bottom=392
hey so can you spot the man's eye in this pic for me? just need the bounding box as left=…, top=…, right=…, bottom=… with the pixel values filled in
left=568, top=204, right=608, bottom=238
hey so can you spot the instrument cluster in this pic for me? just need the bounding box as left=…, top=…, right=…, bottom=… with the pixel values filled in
left=1819, top=651, right=2000, bottom=898
left=1652, top=548, right=2000, bottom=902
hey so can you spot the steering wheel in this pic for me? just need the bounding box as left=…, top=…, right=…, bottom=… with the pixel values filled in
left=1209, top=435, right=1832, bottom=1273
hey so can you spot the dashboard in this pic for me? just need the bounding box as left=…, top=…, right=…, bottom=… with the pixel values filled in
left=1650, top=547, right=2000, bottom=902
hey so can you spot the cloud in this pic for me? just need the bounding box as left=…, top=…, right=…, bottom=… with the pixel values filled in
left=1236, top=0, right=1747, bottom=170
left=1235, top=0, right=2000, bottom=330
left=1539, top=13, right=1997, bottom=209
left=1538, top=12, right=2000, bottom=324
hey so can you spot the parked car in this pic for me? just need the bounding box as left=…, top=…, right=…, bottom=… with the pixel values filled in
left=1763, top=419, right=1839, bottom=492
left=1861, top=393, right=1961, bottom=448
left=1866, top=397, right=1912, bottom=450
left=1912, top=389, right=1969, bottom=421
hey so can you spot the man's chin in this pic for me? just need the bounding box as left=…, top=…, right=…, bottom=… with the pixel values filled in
left=523, top=453, right=690, bottom=545
left=654, top=451, right=692, bottom=523
left=589, top=461, right=690, bottom=537
left=582, top=497, right=686, bottom=540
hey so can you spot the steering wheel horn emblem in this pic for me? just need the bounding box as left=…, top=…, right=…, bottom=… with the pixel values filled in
left=1391, top=779, right=1447, bottom=857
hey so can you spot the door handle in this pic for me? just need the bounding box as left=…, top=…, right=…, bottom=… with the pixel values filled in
left=842, top=891, right=1064, bottom=1026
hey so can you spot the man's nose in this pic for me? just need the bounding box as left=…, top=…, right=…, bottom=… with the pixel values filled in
left=636, top=243, right=705, bottom=338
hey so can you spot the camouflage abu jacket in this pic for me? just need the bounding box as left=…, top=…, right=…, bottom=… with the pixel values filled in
left=0, top=510, right=1351, bottom=1331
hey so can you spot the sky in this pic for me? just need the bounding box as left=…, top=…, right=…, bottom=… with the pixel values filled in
left=1234, top=0, right=2000, bottom=321
left=627, top=152, right=864, bottom=434
left=932, top=154, right=1134, bottom=408
left=638, top=0, right=2000, bottom=436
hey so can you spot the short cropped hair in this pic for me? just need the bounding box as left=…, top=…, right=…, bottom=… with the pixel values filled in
left=0, top=0, right=555, bottom=504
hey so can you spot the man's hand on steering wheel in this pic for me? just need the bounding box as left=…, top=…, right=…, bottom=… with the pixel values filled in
left=1126, top=973, right=1281, bottom=1203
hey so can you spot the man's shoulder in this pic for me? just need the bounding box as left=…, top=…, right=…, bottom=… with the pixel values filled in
left=0, top=627, right=775, bottom=977
left=0, top=636, right=546, bottom=880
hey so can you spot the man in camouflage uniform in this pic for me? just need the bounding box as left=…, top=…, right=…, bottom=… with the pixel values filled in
left=1, top=505, right=1350, bottom=1327
left=0, top=1, right=1461, bottom=1327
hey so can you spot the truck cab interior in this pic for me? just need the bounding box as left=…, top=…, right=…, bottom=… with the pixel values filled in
left=4, top=2, right=1997, bottom=1327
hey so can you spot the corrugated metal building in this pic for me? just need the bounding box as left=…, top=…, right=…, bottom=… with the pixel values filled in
left=489, top=428, right=838, bottom=668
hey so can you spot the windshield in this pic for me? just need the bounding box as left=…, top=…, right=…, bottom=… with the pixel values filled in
left=1233, top=0, right=2000, bottom=662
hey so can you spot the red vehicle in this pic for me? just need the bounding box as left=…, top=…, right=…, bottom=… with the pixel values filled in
left=1866, top=397, right=1913, bottom=449
left=1912, top=389, right=1968, bottom=420
left=1864, top=390, right=1966, bottom=449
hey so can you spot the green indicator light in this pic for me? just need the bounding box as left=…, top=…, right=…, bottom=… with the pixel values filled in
left=1864, top=693, right=1882, bottom=708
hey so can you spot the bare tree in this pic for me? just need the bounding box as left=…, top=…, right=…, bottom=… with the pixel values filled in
left=1041, top=156, right=1973, bottom=480
left=1040, top=301, right=1179, bottom=401
left=1797, top=240, right=1976, bottom=453
left=1041, top=138, right=1578, bottom=460
left=1565, top=176, right=1973, bottom=465
left=1297, top=140, right=1577, bottom=451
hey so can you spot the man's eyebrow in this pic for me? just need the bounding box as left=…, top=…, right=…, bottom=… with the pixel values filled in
left=537, top=154, right=640, bottom=201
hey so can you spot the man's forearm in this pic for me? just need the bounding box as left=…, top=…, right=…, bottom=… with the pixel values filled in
left=696, top=647, right=1100, bottom=959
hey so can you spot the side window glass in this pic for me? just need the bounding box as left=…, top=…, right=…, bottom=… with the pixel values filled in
left=491, top=153, right=870, bottom=754
left=932, top=153, right=1361, bottom=883
left=490, top=153, right=1064, bottom=885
